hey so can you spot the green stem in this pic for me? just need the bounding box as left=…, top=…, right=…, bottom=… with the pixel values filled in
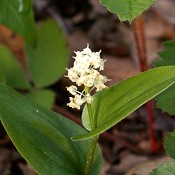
left=84, top=136, right=98, bottom=175
left=84, top=86, right=95, bottom=130
left=84, top=86, right=99, bottom=175
left=87, top=103, right=95, bottom=130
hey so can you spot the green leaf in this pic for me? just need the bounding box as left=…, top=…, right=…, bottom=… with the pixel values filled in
left=155, top=85, right=175, bottom=115
left=154, top=40, right=175, bottom=67
left=26, top=19, right=68, bottom=88
left=151, top=161, right=175, bottom=175
left=0, top=0, right=36, bottom=46
left=0, top=74, right=6, bottom=84
left=0, top=45, right=31, bottom=89
left=164, top=132, right=175, bottom=159
left=25, top=89, right=55, bottom=109
left=99, top=0, right=155, bottom=21
left=151, top=132, right=175, bottom=174
left=154, top=39, right=175, bottom=115
left=72, top=66, right=175, bottom=141
left=0, top=84, right=102, bottom=175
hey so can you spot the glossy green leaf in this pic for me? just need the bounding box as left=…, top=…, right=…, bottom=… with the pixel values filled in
left=72, top=66, right=175, bottom=141
left=25, top=90, right=55, bottom=109
left=154, top=39, right=175, bottom=115
left=0, top=0, right=36, bottom=46
left=0, top=45, right=30, bottom=89
left=99, top=0, right=155, bottom=21
left=26, top=19, right=68, bottom=88
left=151, top=161, right=175, bottom=175
left=164, top=132, right=175, bottom=159
left=0, top=84, right=102, bottom=175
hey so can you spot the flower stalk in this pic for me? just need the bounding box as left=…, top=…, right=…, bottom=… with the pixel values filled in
left=84, top=136, right=98, bottom=175
left=66, top=45, right=109, bottom=174
left=85, top=86, right=95, bottom=130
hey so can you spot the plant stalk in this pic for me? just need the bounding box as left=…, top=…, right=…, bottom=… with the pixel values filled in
left=84, top=136, right=98, bottom=175
left=84, top=86, right=98, bottom=175
left=132, top=15, right=157, bottom=153
left=84, top=86, right=95, bottom=130
left=86, top=103, right=95, bottom=130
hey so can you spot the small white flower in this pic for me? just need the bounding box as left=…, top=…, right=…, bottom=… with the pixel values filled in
left=66, top=85, right=77, bottom=95
left=66, top=44, right=110, bottom=109
left=66, top=68, right=79, bottom=82
left=85, top=76, right=95, bottom=87
left=76, top=76, right=87, bottom=86
left=67, top=95, right=85, bottom=110
left=95, top=83, right=107, bottom=92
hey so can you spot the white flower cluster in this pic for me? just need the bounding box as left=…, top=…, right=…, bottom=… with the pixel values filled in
left=66, top=44, right=109, bottom=109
